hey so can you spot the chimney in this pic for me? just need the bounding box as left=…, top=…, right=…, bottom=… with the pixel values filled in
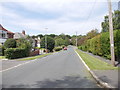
left=22, top=30, right=25, bottom=35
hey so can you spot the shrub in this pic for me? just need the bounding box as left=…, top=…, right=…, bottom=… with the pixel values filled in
left=54, top=47, right=62, bottom=51
left=0, top=45, right=5, bottom=56
left=4, top=38, right=16, bottom=49
left=5, top=48, right=26, bottom=59
left=100, top=32, right=110, bottom=59
left=0, top=44, right=2, bottom=56
left=115, top=30, right=120, bottom=62
left=17, top=38, right=32, bottom=56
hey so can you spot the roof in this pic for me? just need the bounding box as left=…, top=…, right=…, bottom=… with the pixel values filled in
left=14, top=32, right=27, bottom=39
left=0, top=24, right=14, bottom=34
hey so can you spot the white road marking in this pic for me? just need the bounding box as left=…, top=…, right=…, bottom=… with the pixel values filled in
left=0, top=52, right=56, bottom=73
left=0, top=59, right=38, bottom=73
left=75, top=50, right=90, bottom=71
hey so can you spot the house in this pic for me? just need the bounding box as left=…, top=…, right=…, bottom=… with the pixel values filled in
left=0, top=24, right=14, bottom=44
left=14, top=30, right=27, bottom=39
left=14, top=30, right=40, bottom=48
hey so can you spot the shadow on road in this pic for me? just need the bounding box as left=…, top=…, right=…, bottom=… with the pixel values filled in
left=2, top=76, right=99, bottom=89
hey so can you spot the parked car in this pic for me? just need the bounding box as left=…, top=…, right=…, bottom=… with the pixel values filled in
left=64, top=47, right=67, bottom=50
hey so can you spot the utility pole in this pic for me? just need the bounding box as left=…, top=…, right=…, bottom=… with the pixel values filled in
left=45, top=28, right=48, bottom=53
left=107, top=0, right=115, bottom=66
left=76, top=31, right=77, bottom=47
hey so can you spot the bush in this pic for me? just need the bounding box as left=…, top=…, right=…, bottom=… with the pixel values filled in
left=0, top=45, right=5, bottom=56
left=54, top=47, right=62, bottom=51
left=115, top=30, right=120, bottom=62
left=4, top=38, right=16, bottom=49
left=5, top=48, right=26, bottom=59
left=0, top=44, right=2, bottom=56
left=17, top=38, right=32, bottom=56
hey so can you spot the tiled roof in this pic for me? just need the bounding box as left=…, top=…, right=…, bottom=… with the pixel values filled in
left=14, top=32, right=27, bottom=39
left=0, top=24, right=14, bottom=34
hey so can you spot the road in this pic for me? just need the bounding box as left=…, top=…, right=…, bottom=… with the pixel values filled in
left=2, top=46, right=100, bottom=88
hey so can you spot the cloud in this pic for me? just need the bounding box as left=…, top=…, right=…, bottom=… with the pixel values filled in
left=1, top=0, right=119, bottom=36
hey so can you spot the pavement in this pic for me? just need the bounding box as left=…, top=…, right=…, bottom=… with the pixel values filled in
left=2, top=46, right=99, bottom=88
left=79, top=50, right=119, bottom=89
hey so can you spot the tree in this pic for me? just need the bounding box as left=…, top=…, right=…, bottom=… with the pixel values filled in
left=59, top=33, right=66, bottom=39
left=48, top=34, right=56, bottom=38
left=37, top=34, right=43, bottom=39
left=101, top=10, right=120, bottom=32
left=40, top=36, right=55, bottom=52
left=4, top=38, right=16, bottom=49
left=64, top=37, right=70, bottom=46
left=86, top=29, right=99, bottom=39
left=66, top=35, right=71, bottom=39
left=55, top=38, right=65, bottom=46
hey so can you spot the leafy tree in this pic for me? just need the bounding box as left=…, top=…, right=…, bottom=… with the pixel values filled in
left=101, top=10, right=120, bottom=32
left=37, top=34, right=43, bottom=39
left=4, top=38, right=16, bottom=49
left=86, top=29, right=99, bottom=39
left=40, top=36, right=55, bottom=52
left=31, top=35, right=37, bottom=39
left=55, top=38, right=65, bottom=46
left=66, top=35, right=71, bottom=39
left=64, top=37, right=70, bottom=46
left=59, top=33, right=66, bottom=39
left=48, top=34, right=56, bottom=38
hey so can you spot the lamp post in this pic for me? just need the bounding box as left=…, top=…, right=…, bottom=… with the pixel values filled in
left=76, top=31, right=77, bottom=47
left=45, top=28, right=48, bottom=53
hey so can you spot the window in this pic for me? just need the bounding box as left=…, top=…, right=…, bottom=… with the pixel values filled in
left=0, top=30, right=7, bottom=39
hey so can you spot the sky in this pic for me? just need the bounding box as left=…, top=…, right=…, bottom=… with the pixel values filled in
left=0, top=0, right=119, bottom=36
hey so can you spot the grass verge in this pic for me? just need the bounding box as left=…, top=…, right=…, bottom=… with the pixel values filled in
left=19, top=53, right=52, bottom=61
left=0, top=56, right=6, bottom=59
left=76, top=49, right=119, bottom=70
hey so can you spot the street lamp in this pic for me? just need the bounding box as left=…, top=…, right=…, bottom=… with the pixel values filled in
left=76, top=31, right=77, bottom=47
left=45, top=28, right=48, bottom=53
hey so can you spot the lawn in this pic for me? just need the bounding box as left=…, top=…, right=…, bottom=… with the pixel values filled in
left=19, top=53, right=52, bottom=61
left=76, top=49, right=118, bottom=70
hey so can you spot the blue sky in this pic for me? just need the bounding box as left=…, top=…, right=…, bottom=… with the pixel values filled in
left=0, top=0, right=119, bottom=36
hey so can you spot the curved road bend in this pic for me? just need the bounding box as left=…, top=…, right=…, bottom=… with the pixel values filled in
left=2, top=46, right=100, bottom=88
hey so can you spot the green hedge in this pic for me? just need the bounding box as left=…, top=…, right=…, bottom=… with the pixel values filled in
left=79, top=30, right=120, bottom=61
left=0, top=45, right=5, bottom=56
left=54, top=47, right=62, bottom=51
left=0, top=45, right=2, bottom=56
left=5, top=48, right=29, bottom=59
left=4, top=38, right=16, bottom=49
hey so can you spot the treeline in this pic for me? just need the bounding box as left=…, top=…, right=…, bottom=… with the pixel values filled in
left=31, top=33, right=73, bottom=52
left=78, top=10, right=120, bottom=61
left=78, top=30, right=120, bottom=61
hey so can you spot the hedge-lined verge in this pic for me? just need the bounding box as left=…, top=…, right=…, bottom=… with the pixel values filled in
left=76, top=49, right=118, bottom=70
left=78, top=30, right=120, bottom=61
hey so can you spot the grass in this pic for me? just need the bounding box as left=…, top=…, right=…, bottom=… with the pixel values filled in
left=0, top=56, right=6, bottom=59
left=76, top=49, right=119, bottom=70
left=18, top=53, right=52, bottom=61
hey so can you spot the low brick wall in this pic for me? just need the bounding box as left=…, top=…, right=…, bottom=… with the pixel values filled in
left=29, top=50, right=39, bottom=56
